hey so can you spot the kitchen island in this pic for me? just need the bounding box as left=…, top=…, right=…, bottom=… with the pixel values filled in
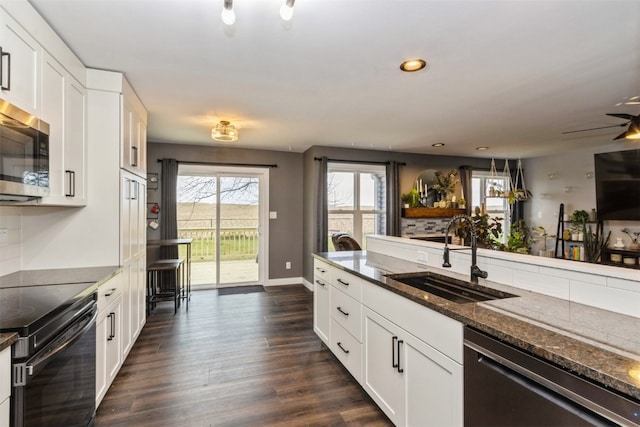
left=313, top=243, right=640, bottom=425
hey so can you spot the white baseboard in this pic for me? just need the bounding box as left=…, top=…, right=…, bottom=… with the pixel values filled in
left=301, top=278, right=313, bottom=291
left=266, top=277, right=304, bottom=287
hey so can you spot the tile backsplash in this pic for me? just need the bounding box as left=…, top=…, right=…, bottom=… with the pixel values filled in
left=0, top=206, right=22, bottom=276
left=401, top=218, right=449, bottom=236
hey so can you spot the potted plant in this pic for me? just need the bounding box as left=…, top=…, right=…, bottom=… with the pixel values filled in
left=570, top=210, right=589, bottom=240
left=401, top=189, right=421, bottom=208
left=504, top=219, right=530, bottom=254
left=583, top=224, right=611, bottom=263
left=431, top=169, right=459, bottom=201
left=531, top=226, right=556, bottom=257
left=621, top=227, right=640, bottom=250
left=457, top=198, right=466, bottom=209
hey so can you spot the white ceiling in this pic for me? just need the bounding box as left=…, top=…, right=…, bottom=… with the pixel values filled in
left=29, top=0, right=640, bottom=158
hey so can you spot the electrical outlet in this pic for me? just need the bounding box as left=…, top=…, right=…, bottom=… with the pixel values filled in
left=417, top=251, right=428, bottom=265
left=285, top=261, right=291, bottom=270
left=0, top=229, right=8, bottom=245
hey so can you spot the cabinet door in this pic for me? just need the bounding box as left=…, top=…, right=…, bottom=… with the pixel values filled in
left=64, top=77, right=87, bottom=204
left=40, top=53, right=65, bottom=202
left=120, top=173, right=133, bottom=265
left=120, top=264, right=133, bottom=358
left=95, top=310, right=108, bottom=405
left=121, top=97, right=133, bottom=171
left=362, top=307, right=404, bottom=425
left=106, top=298, right=122, bottom=384
left=402, top=331, right=463, bottom=427
left=0, top=11, right=40, bottom=114
left=313, top=276, right=330, bottom=346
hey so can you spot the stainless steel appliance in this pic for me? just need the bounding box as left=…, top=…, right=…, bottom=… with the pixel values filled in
left=0, top=98, right=49, bottom=201
left=0, top=281, right=97, bottom=427
left=464, top=327, right=640, bottom=426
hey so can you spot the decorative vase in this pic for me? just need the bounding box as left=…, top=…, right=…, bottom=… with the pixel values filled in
left=613, top=237, right=625, bottom=249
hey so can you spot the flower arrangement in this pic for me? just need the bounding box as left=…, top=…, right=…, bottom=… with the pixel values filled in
left=431, top=169, right=459, bottom=197
left=621, top=228, right=640, bottom=245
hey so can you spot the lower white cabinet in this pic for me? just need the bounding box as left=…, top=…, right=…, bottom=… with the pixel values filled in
left=0, top=346, right=10, bottom=427
left=96, top=273, right=123, bottom=407
left=313, top=270, right=330, bottom=345
left=312, top=257, right=464, bottom=427
left=363, top=307, right=463, bottom=426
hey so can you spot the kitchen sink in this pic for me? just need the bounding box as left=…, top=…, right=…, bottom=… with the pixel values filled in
left=386, top=272, right=517, bottom=304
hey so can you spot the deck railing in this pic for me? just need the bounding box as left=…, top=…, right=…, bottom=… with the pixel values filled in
left=177, top=227, right=258, bottom=261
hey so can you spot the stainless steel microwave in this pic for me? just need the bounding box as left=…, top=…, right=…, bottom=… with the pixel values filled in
left=0, top=99, right=49, bottom=201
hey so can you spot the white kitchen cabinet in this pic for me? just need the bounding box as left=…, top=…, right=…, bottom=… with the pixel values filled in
left=313, top=259, right=331, bottom=346
left=121, top=171, right=145, bottom=265
left=0, top=8, right=40, bottom=114
left=39, top=51, right=87, bottom=206
left=121, top=89, right=147, bottom=175
left=96, top=273, right=123, bottom=407
left=0, top=346, right=10, bottom=427
left=363, top=306, right=463, bottom=426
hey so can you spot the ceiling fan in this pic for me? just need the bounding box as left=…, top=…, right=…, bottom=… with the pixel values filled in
left=562, top=113, right=640, bottom=140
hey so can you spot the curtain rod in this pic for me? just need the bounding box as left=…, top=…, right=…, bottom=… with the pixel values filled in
left=313, top=157, right=405, bottom=166
left=158, top=159, right=278, bottom=168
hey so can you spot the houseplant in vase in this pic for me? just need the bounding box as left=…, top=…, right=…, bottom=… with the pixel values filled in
left=570, top=209, right=589, bottom=241
left=401, top=189, right=421, bottom=208
left=621, top=228, right=640, bottom=250
left=431, top=169, right=459, bottom=205
left=531, top=226, right=555, bottom=257
left=583, top=224, right=611, bottom=263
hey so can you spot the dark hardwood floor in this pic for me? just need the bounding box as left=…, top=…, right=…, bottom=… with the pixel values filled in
left=96, top=285, right=392, bottom=426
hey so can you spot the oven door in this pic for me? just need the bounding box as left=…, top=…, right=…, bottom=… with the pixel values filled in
left=12, top=303, right=97, bottom=427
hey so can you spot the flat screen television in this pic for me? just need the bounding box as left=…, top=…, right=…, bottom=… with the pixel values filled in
left=594, top=149, right=640, bottom=220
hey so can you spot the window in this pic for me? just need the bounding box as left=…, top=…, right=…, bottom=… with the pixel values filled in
left=471, top=171, right=510, bottom=241
left=327, top=163, right=386, bottom=249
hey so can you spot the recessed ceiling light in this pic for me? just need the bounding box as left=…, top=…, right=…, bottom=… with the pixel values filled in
left=476, top=146, right=489, bottom=151
left=432, top=143, right=445, bottom=147
left=400, top=58, right=427, bottom=72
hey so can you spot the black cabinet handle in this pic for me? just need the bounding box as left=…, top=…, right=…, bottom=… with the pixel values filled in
left=337, top=342, right=350, bottom=354
left=1, top=47, right=10, bottom=91
left=315, top=279, right=325, bottom=287
left=315, top=267, right=326, bottom=273
left=131, top=180, right=138, bottom=200
left=336, top=306, right=349, bottom=317
left=131, top=146, right=138, bottom=167
left=397, top=339, right=404, bottom=373
left=107, top=313, right=115, bottom=341
left=392, top=336, right=398, bottom=369
left=104, top=288, right=117, bottom=297
left=337, top=278, right=349, bottom=286
left=65, top=170, right=75, bottom=197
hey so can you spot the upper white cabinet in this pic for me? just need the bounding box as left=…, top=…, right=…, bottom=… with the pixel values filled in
left=122, top=95, right=147, bottom=176
left=39, top=52, right=87, bottom=206
left=0, top=8, right=40, bottom=114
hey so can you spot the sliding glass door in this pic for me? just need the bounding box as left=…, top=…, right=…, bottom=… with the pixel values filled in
left=177, top=165, right=268, bottom=288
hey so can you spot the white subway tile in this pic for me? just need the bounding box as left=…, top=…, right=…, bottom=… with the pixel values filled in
left=606, top=276, right=640, bottom=293
left=539, top=266, right=607, bottom=286
left=513, top=270, right=570, bottom=299
left=571, top=281, right=640, bottom=318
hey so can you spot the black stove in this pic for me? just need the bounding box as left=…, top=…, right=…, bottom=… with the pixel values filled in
left=0, top=280, right=97, bottom=359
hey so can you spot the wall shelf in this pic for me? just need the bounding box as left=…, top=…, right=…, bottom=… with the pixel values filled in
left=601, top=247, right=640, bottom=270
left=402, top=207, right=466, bottom=218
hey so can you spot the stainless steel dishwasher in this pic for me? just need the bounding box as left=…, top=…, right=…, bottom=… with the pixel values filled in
left=464, top=327, right=640, bottom=426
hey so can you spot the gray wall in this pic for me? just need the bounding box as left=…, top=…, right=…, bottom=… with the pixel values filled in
left=147, top=142, right=304, bottom=280
left=302, top=145, right=494, bottom=283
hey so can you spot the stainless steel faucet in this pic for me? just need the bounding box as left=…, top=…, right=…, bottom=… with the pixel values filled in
left=442, top=214, right=488, bottom=283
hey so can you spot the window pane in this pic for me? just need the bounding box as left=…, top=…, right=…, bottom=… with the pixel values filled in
left=362, top=213, right=384, bottom=248
left=328, top=172, right=354, bottom=210
left=328, top=213, right=354, bottom=250
left=360, top=173, right=385, bottom=211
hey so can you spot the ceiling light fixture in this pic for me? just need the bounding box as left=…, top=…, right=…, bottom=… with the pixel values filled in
left=280, top=0, right=295, bottom=21
left=432, top=143, right=445, bottom=147
left=625, top=116, right=640, bottom=139
left=476, top=146, right=489, bottom=151
left=400, top=58, right=427, bottom=72
left=211, top=120, right=238, bottom=142
left=221, top=0, right=235, bottom=26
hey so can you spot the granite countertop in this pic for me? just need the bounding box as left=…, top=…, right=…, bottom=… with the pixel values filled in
left=0, top=333, right=17, bottom=352
left=315, top=251, right=640, bottom=401
left=0, top=266, right=121, bottom=289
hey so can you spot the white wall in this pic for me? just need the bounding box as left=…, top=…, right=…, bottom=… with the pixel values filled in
left=523, top=143, right=640, bottom=253
left=0, top=207, right=22, bottom=276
